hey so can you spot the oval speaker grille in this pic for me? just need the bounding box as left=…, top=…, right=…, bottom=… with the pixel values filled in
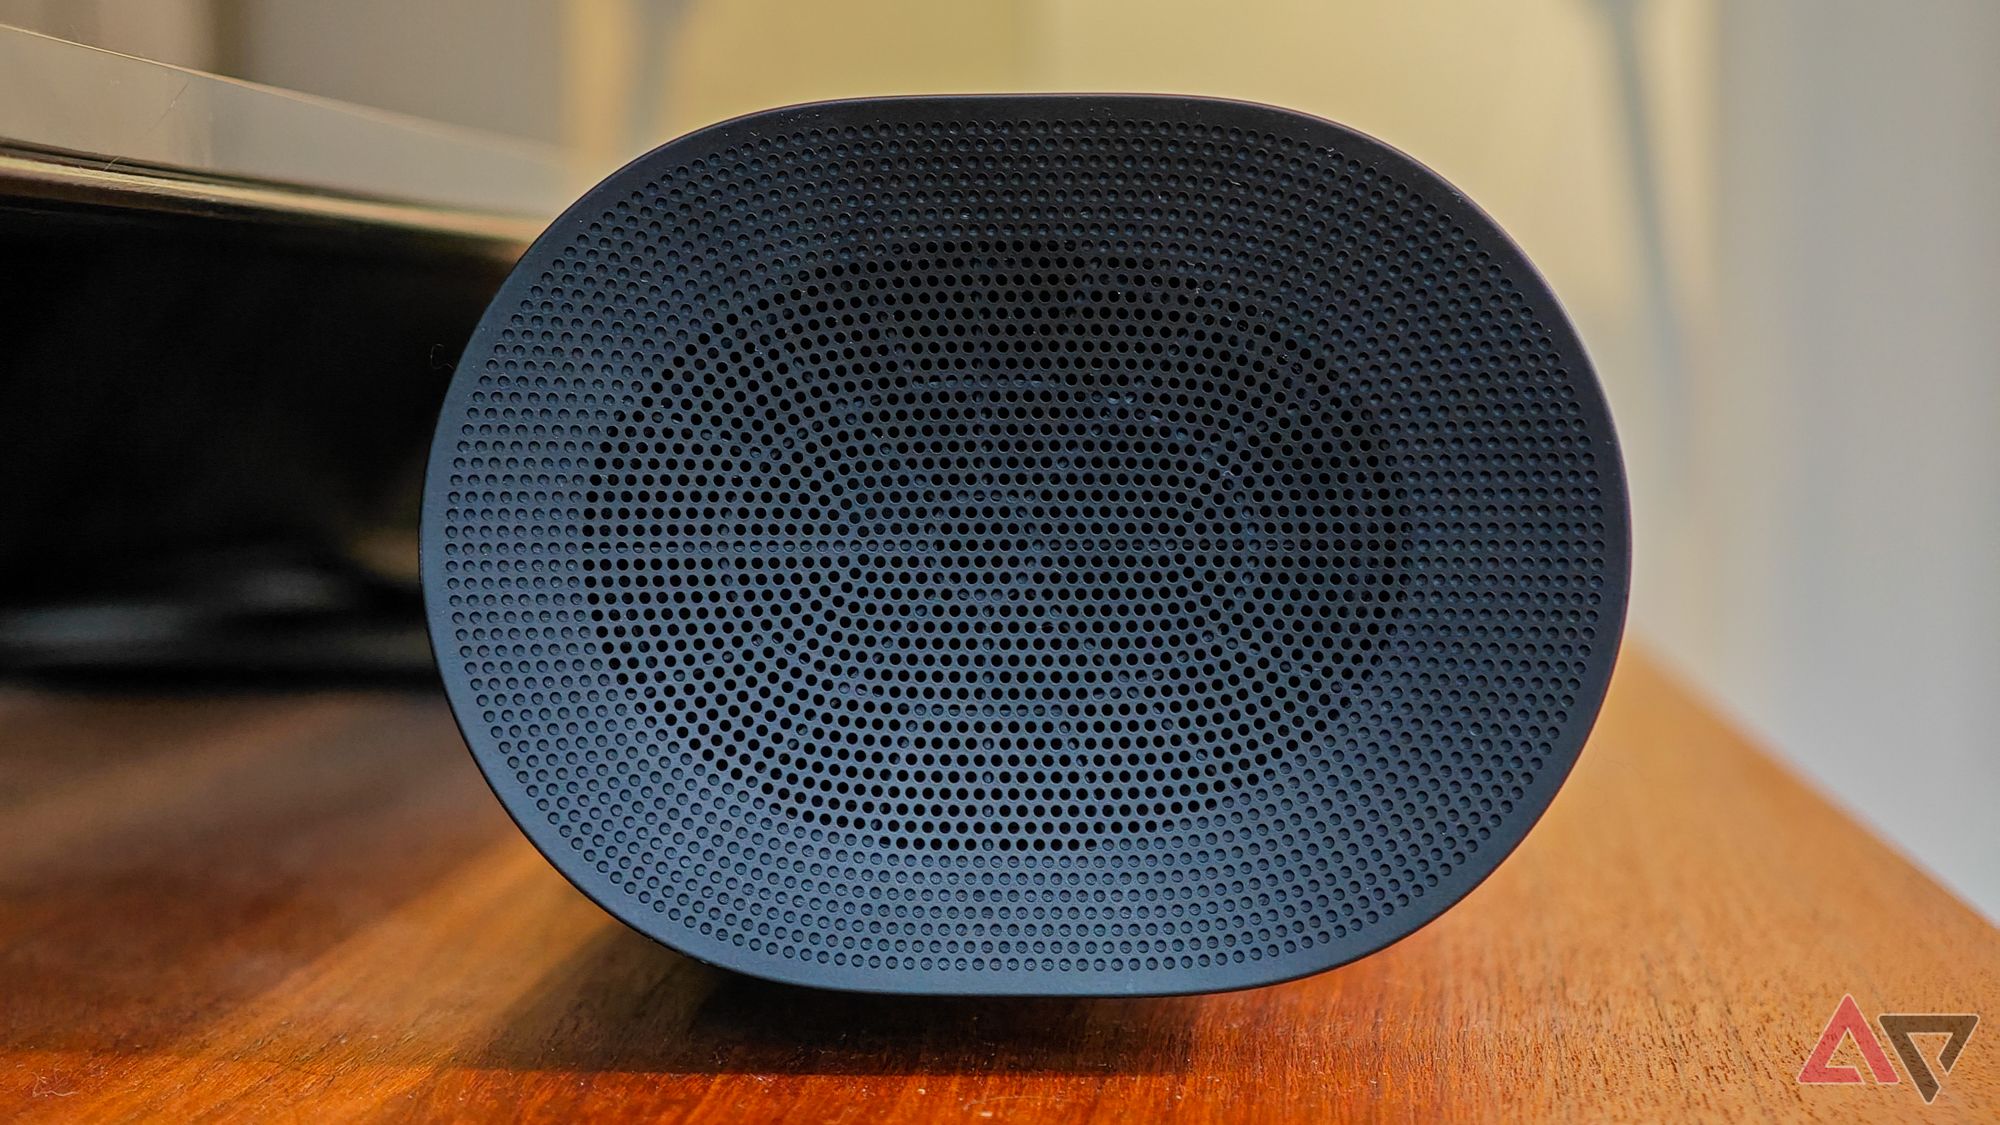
left=424, top=95, right=1629, bottom=995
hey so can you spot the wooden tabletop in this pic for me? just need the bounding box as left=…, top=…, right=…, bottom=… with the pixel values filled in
left=1, top=646, right=1993, bottom=1122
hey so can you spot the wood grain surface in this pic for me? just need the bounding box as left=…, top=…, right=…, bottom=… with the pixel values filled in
left=1, top=646, right=1993, bottom=1122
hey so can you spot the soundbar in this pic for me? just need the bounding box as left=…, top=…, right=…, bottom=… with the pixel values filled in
left=422, top=95, right=1629, bottom=995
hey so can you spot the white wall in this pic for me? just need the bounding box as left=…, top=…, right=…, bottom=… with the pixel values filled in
left=1647, top=0, right=2000, bottom=918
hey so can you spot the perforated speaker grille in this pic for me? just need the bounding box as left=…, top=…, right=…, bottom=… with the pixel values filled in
left=423, top=95, right=1628, bottom=995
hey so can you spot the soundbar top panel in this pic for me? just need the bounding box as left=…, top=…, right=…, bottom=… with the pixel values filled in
left=423, top=95, right=1629, bottom=995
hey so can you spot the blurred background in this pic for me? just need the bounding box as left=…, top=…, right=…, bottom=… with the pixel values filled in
left=2, top=0, right=1993, bottom=917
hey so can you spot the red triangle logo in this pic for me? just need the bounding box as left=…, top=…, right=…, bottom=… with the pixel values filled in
left=1798, top=994, right=1900, bottom=1085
